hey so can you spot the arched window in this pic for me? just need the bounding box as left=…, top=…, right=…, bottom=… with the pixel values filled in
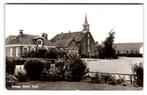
left=30, top=47, right=36, bottom=51
left=37, top=39, right=43, bottom=45
left=23, top=47, right=29, bottom=52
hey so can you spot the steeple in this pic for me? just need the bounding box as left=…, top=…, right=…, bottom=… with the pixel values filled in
left=84, top=14, right=88, bottom=24
left=83, top=14, right=90, bottom=32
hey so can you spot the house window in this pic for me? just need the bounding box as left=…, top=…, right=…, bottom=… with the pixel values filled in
left=16, top=47, right=20, bottom=57
left=38, top=41, right=42, bottom=45
left=23, top=47, right=28, bottom=52
left=131, top=50, right=134, bottom=53
left=136, top=50, right=139, bottom=54
left=30, top=47, right=35, bottom=51
left=10, top=47, right=13, bottom=57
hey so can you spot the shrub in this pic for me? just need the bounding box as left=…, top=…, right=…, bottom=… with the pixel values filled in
left=68, top=54, right=87, bottom=81
left=45, top=48, right=58, bottom=59
left=16, top=72, right=28, bottom=82
left=90, top=73, right=101, bottom=83
left=40, top=54, right=87, bottom=82
left=133, top=63, right=143, bottom=87
left=6, top=57, right=25, bottom=74
left=6, top=57, right=15, bottom=74
left=24, top=59, right=46, bottom=80
left=6, top=73, right=17, bottom=88
left=40, top=68, right=50, bottom=81
left=89, top=73, right=125, bottom=85
left=116, top=77, right=125, bottom=85
left=22, top=48, right=59, bottom=59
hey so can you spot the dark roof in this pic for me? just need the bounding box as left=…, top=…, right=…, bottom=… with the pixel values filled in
left=6, top=35, right=17, bottom=45
left=6, top=34, right=54, bottom=46
left=114, top=42, right=143, bottom=50
left=51, top=31, right=86, bottom=47
left=6, top=34, right=38, bottom=45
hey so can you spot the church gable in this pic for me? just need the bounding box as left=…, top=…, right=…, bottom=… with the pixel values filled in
left=51, top=32, right=87, bottom=48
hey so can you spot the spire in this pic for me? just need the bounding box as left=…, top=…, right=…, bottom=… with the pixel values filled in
left=84, top=14, right=88, bottom=24
left=83, top=14, right=90, bottom=32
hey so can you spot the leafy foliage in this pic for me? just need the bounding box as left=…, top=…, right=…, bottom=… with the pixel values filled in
left=68, top=54, right=87, bottom=81
left=133, top=63, right=143, bottom=87
left=22, top=48, right=59, bottom=59
left=90, top=73, right=125, bottom=85
left=24, top=59, right=46, bottom=80
left=6, top=57, right=25, bottom=74
left=6, top=73, right=17, bottom=88
left=97, top=31, right=118, bottom=59
left=16, top=72, right=29, bottom=82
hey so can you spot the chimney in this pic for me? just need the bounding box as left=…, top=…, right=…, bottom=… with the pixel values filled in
left=19, top=29, right=23, bottom=35
left=42, top=33, right=48, bottom=40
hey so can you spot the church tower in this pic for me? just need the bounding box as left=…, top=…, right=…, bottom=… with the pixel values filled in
left=83, top=14, right=90, bottom=32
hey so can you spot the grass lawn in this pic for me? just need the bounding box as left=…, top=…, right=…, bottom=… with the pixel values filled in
left=8, top=81, right=143, bottom=90
left=86, top=57, right=143, bottom=74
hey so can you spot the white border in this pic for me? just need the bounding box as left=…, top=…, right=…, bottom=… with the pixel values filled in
left=0, top=0, right=146, bottom=95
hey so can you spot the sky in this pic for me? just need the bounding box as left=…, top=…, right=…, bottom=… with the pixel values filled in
left=5, top=4, right=143, bottom=43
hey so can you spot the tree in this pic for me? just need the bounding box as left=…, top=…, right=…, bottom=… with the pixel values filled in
left=98, top=30, right=118, bottom=59
left=133, top=63, right=143, bottom=87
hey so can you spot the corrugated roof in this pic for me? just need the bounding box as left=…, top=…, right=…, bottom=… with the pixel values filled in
left=51, top=31, right=86, bottom=47
left=114, top=42, right=143, bottom=50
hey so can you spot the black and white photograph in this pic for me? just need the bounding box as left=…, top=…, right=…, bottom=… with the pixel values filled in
left=5, top=3, right=143, bottom=90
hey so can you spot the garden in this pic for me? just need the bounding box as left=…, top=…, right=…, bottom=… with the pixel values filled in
left=6, top=48, right=143, bottom=90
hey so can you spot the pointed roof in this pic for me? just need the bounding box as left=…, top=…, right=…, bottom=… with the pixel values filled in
left=51, top=31, right=87, bottom=47
left=6, top=33, right=54, bottom=46
left=84, top=14, right=88, bottom=25
left=6, top=34, right=38, bottom=45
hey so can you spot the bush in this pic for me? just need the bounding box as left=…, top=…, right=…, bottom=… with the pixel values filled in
left=16, top=72, right=28, bottom=82
left=89, top=73, right=124, bottom=85
left=133, top=63, right=143, bottom=87
left=24, top=59, right=46, bottom=80
left=6, top=73, right=17, bottom=88
left=22, top=48, right=59, bottom=59
left=40, top=54, right=87, bottom=82
left=6, top=57, right=25, bottom=74
left=90, top=73, right=101, bottom=83
left=6, top=57, right=15, bottom=74
left=40, top=68, right=50, bottom=81
left=68, top=54, right=87, bottom=81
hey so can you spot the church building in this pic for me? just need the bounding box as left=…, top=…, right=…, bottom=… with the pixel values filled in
left=51, top=15, right=95, bottom=57
left=5, top=15, right=96, bottom=58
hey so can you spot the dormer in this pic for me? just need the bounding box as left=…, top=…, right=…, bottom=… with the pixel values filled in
left=33, top=36, right=44, bottom=47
